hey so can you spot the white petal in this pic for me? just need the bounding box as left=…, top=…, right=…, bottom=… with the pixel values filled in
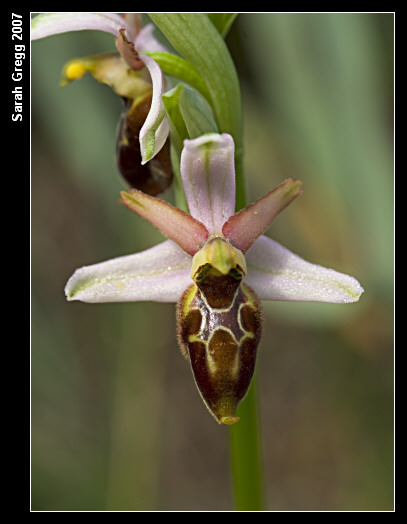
left=245, top=235, right=364, bottom=303
left=31, top=12, right=125, bottom=40
left=139, top=54, right=170, bottom=164
left=134, top=23, right=168, bottom=53
left=65, top=240, right=192, bottom=303
left=180, top=133, right=236, bottom=234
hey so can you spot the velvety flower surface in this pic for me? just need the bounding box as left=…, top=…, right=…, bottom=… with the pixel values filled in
left=65, top=133, right=364, bottom=305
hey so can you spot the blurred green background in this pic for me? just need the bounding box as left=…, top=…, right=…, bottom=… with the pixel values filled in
left=31, top=13, right=394, bottom=511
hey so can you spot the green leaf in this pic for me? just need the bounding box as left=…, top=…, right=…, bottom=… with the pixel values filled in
left=148, top=14, right=242, bottom=148
left=161, top=84, right=189, bottom=153
left=206, top=13, right=239, bottom=37
left=179, top=84, right=219, bottom=139
left=170, top=143, right=189, bottom=213
left=162, top=83, right=219, bottom=212
left=161, top=85, right=189, bottom=210
left=143, top=51, right=211, bottom=103
left=149, top=13, right=245, bottom=209
left=162, top=83, right=218, bottom=152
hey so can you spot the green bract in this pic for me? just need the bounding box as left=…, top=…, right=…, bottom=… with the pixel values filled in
left=148, top=13, right=245, bottom=209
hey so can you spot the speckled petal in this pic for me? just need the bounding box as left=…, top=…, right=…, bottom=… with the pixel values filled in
left=245, top=235, right=364, bottom=303
left=65, top=240, right=192, bottom=303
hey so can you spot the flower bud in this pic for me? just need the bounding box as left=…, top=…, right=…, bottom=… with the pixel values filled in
left=116, top=95, right=173, bottom=195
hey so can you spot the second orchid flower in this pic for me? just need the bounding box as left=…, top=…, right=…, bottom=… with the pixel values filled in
left=31, top=12, right=173, bottom=194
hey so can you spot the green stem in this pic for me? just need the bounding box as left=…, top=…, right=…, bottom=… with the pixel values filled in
left=229, top=373, right=264, bottom=510
left=150, top=13, right=263, bottom=510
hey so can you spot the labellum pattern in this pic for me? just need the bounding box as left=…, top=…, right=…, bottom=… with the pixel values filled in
left=177, top=260, right=262, bottom=425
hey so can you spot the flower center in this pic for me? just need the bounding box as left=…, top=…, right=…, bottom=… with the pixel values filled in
left=191, top=237, right=247, bottom=281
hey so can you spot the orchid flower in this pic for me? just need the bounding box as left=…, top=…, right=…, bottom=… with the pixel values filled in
left=31, top=12, right=170, bottom=169
left=65, top=133, right=364, bottom=425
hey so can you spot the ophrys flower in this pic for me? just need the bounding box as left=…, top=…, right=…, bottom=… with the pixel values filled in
left=31, top=12, right=172, bottom=193
left=65, top=133, right=364, bottom=424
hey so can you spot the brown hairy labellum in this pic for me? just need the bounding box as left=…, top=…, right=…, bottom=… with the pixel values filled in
left=177, top=263, right=262, bottom=425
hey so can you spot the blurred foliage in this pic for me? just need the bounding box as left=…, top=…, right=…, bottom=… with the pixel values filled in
left=31, top=13, right=393, bottom=510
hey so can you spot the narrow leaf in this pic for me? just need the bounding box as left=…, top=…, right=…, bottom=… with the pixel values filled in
left=161, top=85, right=191, bottom=211
left=162, top=84, right=190, bottom=154
left=178, top=83, right=219, bottom=139
left=206, top=13, right=239, bottom=38
left=144, top=51, right=211, bottom=102
left=148, top=14, right=242, bottom=148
